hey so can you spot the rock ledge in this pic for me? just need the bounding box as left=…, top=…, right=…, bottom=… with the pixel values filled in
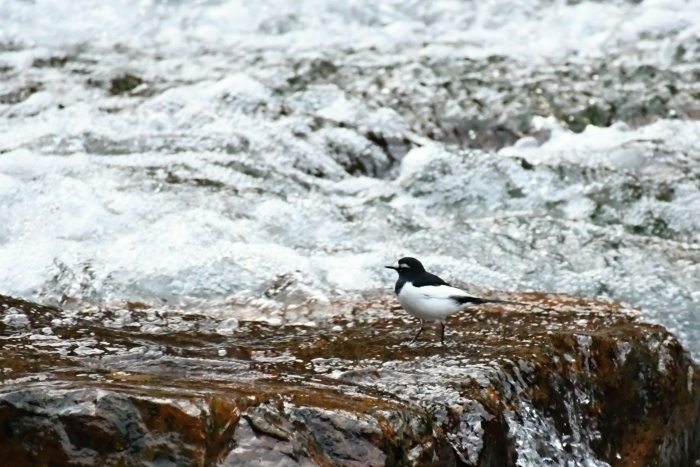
left=1, top=293, right=699, bottom=466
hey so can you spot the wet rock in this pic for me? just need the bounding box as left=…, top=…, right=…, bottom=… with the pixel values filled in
left=86, top=72, right=144, bottom=95
left=314, top=127, right=393, bottom=178
left=324, top=54, right=700, bottom=149
left=1, top=294, right=699, bottom=466
left=0, top=83, right=41, bottom=105
left=32, top=55, right=70, bottom=68
left=108, top=72, right=144, bottom=95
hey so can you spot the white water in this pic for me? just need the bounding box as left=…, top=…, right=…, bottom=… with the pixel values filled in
left=1, top=1, right=699, bottom=342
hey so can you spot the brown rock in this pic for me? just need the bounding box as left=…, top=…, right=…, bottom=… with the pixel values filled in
left=0, top=293, right=699, bottom=466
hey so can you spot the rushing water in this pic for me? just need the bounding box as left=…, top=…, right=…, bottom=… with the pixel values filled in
left=1, top=0, right=699, bottom=358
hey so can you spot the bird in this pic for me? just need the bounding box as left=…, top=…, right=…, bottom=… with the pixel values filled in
left=385, top=257, right=522, bottom=345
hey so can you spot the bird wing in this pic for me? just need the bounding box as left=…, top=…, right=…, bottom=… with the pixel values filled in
left=412, top=272, right=450, bottom=287
left=415, top=285, right=475, bottom=301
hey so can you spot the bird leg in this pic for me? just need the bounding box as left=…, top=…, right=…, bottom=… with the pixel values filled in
left=440, top=321, right=446, bottom=345
left=410, top=319, right=425, bottom=344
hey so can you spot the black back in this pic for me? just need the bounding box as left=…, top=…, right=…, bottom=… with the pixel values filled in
left=391, top=257, right=450, bottom=294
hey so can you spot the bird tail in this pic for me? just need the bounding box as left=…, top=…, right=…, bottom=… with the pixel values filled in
left=483, top=298, right=528, bottom=307
left=454, top=295, right=555, bottom=312
left=453, top=296, right=527, bottom=307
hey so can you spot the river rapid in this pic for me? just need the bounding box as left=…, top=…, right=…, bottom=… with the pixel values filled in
left=1, top=0, right=699, bottom=356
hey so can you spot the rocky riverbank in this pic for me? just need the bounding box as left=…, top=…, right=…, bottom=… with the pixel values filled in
left=1, top=293, right=698, bottom=466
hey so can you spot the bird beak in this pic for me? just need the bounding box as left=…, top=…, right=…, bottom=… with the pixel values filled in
left=385, top=265, right=398, bottom=270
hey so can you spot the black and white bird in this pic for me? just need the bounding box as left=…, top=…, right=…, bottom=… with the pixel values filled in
left=386, top=257, right=522, bottom=345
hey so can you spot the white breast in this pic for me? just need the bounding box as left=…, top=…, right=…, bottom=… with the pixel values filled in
left=397, top=282, right=476, bottom=321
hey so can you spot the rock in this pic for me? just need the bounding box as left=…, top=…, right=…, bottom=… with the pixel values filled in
left=0, top=83, right=41, bottom=105
left=1, top=293, right=699, bottom=466
left=86, top=71, right=144, bottom=95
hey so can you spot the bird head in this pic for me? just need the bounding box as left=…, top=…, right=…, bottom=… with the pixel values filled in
left=385, top=257, right=426, bottom=278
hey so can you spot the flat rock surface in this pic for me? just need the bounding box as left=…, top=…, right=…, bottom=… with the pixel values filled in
left=1, top=293, right=699, bottom=466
